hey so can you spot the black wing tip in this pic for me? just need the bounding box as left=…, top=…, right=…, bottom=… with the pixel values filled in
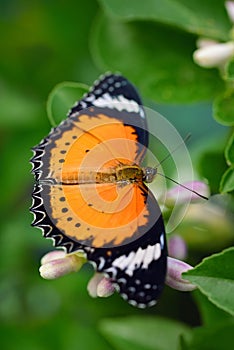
left=68, top=72, right=142, bottom=117
left=91, top=72, right=141, bottom=101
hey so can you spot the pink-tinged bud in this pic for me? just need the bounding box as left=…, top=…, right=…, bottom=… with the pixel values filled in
left=168, top=235, right=187, bottom=260
left=97, top=277, right=115, bottom=298
left=41, top=250, right=66, bottom=265
left=193, top=42, right=234, bottom=68
left=164, top=181, right=209, bottom=208
left=39, top=254, right=85, bottom=280
left=87, top=273, right=105, bottom=298
left=87, top=273, right=115, bottom=298
left=226, top=1, right=234, bottom=22
left=165, top=257, right=196, bottom=292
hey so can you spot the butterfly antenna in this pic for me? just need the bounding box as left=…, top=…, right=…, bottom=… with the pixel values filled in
left=153, top=133, right=208, bottom=200
left=157, top=172, right=208, bottom=200
left=154, top=133, right=191, bottom=169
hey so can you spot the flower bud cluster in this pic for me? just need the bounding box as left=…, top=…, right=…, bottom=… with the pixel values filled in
left=193, top=2, right=234, bottom=69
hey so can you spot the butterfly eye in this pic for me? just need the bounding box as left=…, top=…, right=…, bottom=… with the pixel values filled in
left=143, top=167, right=157, bottom=183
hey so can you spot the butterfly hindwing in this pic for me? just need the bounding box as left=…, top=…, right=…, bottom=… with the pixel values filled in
left=86, top=184, right=167, bottom=308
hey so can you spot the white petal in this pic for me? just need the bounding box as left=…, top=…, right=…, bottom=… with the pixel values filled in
left=193, top=42, right=234, bottom=68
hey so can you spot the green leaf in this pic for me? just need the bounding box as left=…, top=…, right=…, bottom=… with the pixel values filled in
left=99, top=0, right=231, bottom=41
left=225, top=132, right=234, bottom=166
left=198, top=150, right=227, bottom=194
left=0, top=321, right=112, bottom=350
left=91, top=14, right=224, bottom=103
left=213, top=89, right=234, bottom=126
left=47, top=82, right=89, bottom=126
left=185, top=321, right=234, bottom=350
left=99, top=316, right=191, bottom=350
left=183, top=247, right=234, bottom=316
left=194, top=290, right=232, bottom=326
left=225, top=58, right=234, bottom=81
left=220, top=165, right=234, bottom=193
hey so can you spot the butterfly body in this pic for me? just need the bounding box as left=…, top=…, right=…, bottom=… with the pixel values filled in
left=30, top=73, right=167, bottom=308
left=58, top=164, right=145, bottom=184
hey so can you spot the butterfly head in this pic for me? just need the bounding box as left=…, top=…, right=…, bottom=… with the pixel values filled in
left=142, top=167, right=157, bottom=183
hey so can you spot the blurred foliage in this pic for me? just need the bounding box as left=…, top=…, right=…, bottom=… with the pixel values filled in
left=0, top=1, right=234, bottom=350
left=47, top=82, right=88, bottom=126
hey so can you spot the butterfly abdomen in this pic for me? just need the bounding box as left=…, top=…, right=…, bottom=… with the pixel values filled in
left=60, top=165, right=145, bottom=184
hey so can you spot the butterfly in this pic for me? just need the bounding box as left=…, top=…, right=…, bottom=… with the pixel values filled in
left=30, top=73, right=167, bottom=308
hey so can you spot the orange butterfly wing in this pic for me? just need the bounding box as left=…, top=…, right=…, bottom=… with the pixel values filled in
left=43, top=113, right=141, bottom=182
left=31, top=73, right=167, bottom=308
left=39, top=111, right=151, bottom=248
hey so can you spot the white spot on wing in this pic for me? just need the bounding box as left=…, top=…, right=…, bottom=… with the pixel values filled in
left=105, top=267, right=118, bottom=278
left=142, top=245, right=155, bottom=269
left=107, top=77, right=114, bottom=84
left=121, top=293, right=128, bottom=300
left=160, top=232, right=165, bottom=249
left=118, top=278, right=127, bottom=284
left=147, top=300, right=157, bottom=307
left=112, top=251, right=135, bottom=271
left=144, top=284, right=151, bottom=289
left=85, top=94, right=95, bottom=102
left=112, top=243, right=162, bottom=277
left=92, top=93, right=140, bottom=113
left=125, top=247, right=145, bottom=276
left=154, top=243, right=161, bottom=260
left=114, top=82, right=121, bottom=88
left=94, top=89, right=102, bottom=94
left=98, top=257, right=105, bottom=270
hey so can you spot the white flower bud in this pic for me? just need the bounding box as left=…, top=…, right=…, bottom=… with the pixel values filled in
left=193, top=42, right=234, bottom=68
left=87, top=273, right=104, bottom=298
left=39, top=255, right=85, bottom=280
left=97, top=277, right=115, bottom=298
left=87, top=273, right=115, bottom=298
left=165, top=257, right=196, bottom=292
left=40, top=250, right=66, bottom=265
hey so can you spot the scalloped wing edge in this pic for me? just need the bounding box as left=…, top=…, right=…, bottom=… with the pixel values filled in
left=30, top=184, right=85, bottom=254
